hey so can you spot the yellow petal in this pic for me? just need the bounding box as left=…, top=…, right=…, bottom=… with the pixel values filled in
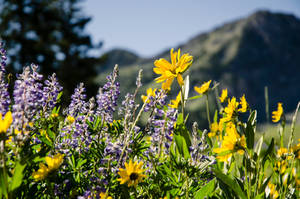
left=177, top=74, right=184, bottom=86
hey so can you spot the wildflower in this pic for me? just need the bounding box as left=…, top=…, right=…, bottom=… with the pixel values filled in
left=277, top=147, right=288, bottom=157
left=0, top=43, right=11, bottom=114
left=274, top=160, right=287, bottom=174
left=117, top=160, right=146, bottom=187
left=219, top=89, right=228, bottom=103
left=96, top=66, right=120, bottom=124
left=272, top=103, right=283, bottom=123
left=223, top=97, right=239, bottom=121
left=141, top=88, right=157, bottom=103
left=238, top=95, right=248, bottom=113
left=213, top=123, right=246, bottom=162
left=42, top=73, right=63, bottom=116
left=12, top=65, right=44, bottom=130
left=266, top=183, right=279, bottom=199
left=208, top=122, right=221, bottom=139
left=32, top=163, right=49, bottom=181
left=67, top=115, right=75, bottom=124
left=46, top=153, right=64, bottom=172
left=0, top=111, right=12, bottom=133
left=194, top=80, right=212, bottom=95
left=68, top=83, right=87, bottom=117
left=99, top=192, right=112, bottom=199
left=51, top=113, right=59, bottom=118
left=168, top=91, right=181, bottom=108
left=153, top=48, right=193, bottom=90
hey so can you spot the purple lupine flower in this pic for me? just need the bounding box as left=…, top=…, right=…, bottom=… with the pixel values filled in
left=189, top=122, right=213, bottom=166
left=0, top=43, right=10, bottom=115
left=67, top=82, right=87, bottom=117
left=96, top=65, right=120, bottom=124
left=12, top=64, right=44, bottom=130
left=42, top=73, right=63, bottom=116
left=0, top=42, right=7, bottom=72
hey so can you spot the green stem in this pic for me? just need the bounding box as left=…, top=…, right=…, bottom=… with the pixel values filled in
left=180, top=86, right=185, bottom=118
left=205, top=94, right=211, bottom=128
left=244, top=163, right=251, bottom=199
left=279, top=116, right=286, bottom=148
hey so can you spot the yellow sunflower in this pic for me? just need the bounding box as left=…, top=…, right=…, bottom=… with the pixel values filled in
left=238, top=95, right=248, bottom=113
left=223, top=97, right=239, bottom=122
left=46, top=153, right=64, bottom=171
left=32, top=153, right=64, bottom=181
left=168, top=91, right=181, bottom=109
left=213, top=123, right=246, bottom=162
left=0, top=111, right=13, bottom=133
left=272, top=103, right=283, bottom=123
left=117, top=160, right=146, bottom=187
left=153, top=48, right=193, bottom=91
left=219, top=89, right=228, bottom=103
left=32, top=163, right=49, bottom=181
left=194, top=80, right=212, bottom=95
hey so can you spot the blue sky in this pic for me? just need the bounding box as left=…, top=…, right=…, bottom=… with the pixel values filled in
left=83, top=0, right=300, bottom=57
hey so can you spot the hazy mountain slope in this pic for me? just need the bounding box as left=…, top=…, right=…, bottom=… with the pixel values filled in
left=95, top=10, right=300, bottom=126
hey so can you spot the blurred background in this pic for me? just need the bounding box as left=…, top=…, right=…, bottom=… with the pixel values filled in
left=0, top=0, right=300, bottom=128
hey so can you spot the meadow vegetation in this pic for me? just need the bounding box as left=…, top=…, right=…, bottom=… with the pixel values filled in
left=0, top=44, right=299, bottom=198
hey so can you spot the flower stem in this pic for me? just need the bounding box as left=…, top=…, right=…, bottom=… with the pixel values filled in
left=205, top=94, right=211, bottom=128
left=180, top=86, right=185, bottom=118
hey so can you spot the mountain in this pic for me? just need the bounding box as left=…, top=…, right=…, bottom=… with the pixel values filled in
left=95, top=10, right=300, bottom=127
left=96, top=48, right=140, bottom=72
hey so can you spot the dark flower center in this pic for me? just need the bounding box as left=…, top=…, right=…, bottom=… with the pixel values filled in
left=129, top=172, right=139, bottom=180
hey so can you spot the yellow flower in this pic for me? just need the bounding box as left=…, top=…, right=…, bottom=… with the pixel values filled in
left=219, top=89, right=228, bottom=103
left=272, top=103, right=283, bottom=123
left=223, top=97, right=239, bottom=121
left=117, top=160, right=146, bottom=187
left=168, top=91, right=181, bottom=109
left=267, top=183, right=279, bottom=199
left=67, top=115, right=75, bottom=124
left=99, top=192, right=112, bottom=199
left=51, top=113, right=59, bottom=118
left=45, top=153, right=64, bottom=171
left=153, top=48, right=193, bottom=90
left=194, top=80, right=212, bottom=95
left=141, top=88, right=157, bottom=103
left=213, top=123, right=246, bottom=162
left=32, top=163, right=49, bottom=181
left=32, top=153, right=64, bottom=181
left=274, top=160, right=287, bottom=174
left=0, top=111, right=13, bottom=133
left=238, top=95, right=248, bottom=113
left=5, top=136, right=13, bottom=145
left=277, top=147, right=288, bottom=157
left=208, top=122, right=222, bottom=140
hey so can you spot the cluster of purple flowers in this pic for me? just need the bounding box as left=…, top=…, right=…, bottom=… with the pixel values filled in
left=56, top=83, right=93, bottom=155
left=143, top=89, right=178, bottom=156
left=42, top=73, right=63, bottom=116
left=96, top=65, right=120, bottom=124
left=0, top=43, right=10, bottom=115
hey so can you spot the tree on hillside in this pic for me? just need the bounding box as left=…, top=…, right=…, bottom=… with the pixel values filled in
left=0, top=0, right=102, bottom=101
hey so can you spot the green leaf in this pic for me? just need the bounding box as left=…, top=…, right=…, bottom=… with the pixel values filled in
left=213, top=168, right=247, bottom=199
left=245, top=110, right=256, bottom=149
left=254, top=136, right=264, bottom=156
left=213, top=110, right=218, bottom=123
left=10, top=161, right=26, bottom=192
left=0, top=168, right=8, bottom=198
left=194, top=178, right=216, bottom=199
left=188, top=95, right=203, bottom=100
left=174, top=134, right=190, bottom=159
left=262, top=138, right=274, bottom=165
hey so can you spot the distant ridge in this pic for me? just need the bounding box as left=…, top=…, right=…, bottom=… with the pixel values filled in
left=95, top=10, right=300, bottom=125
